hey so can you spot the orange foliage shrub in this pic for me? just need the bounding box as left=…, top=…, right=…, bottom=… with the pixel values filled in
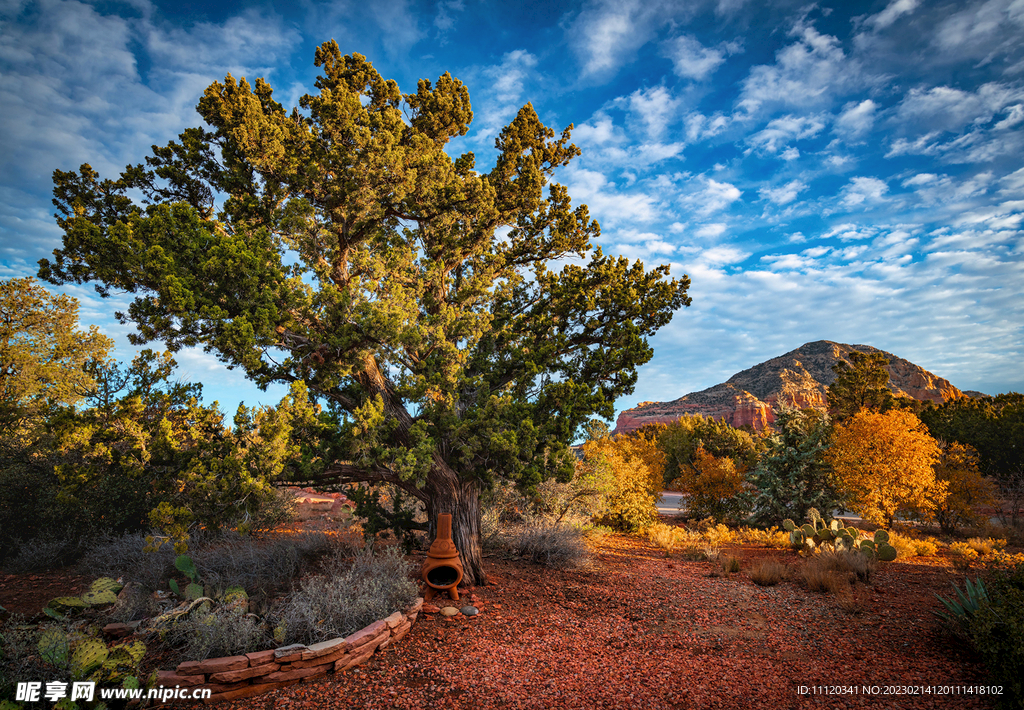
left=826, top=410, right=945, bottom=527
left=670, top=445, right=747, bottom=522
left=582, top=430, right=664, bottom=531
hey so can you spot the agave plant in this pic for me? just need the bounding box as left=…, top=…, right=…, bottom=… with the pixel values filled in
left=934, top=576, right=995, bottom=636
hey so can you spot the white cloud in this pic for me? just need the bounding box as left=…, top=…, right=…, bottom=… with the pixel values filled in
left=748, top=114, right=827, bottom=153
left=835, top=99, right=878, bottom=138
left=470, top=50, right=539, bottom=143
left=625, top=86, right=681, bottom=140
left=700, top=178, right=742, bottom=214
left=840, top=176, right=890, bottom=208
left=935, top=0, right=1024, bottom=55
left=566, top=167, right=660, bottom=225
left=867, top=0, right=921, bottom=30
left=664, top=35, right=727, bottom=80
left=895, top=83, right=1024, bottom=133
left=567, top=0, right=670, bottom=78
left=759, top=179, right=808, bottom=205
left=737, top=22, right=869, bottom=115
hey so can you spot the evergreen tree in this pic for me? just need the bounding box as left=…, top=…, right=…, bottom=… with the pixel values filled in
left=746, top=406, right=841, bottom=526
left=39, top=43, right=690, bottom=583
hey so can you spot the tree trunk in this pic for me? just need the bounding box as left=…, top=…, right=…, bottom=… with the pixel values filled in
left=426, top=473, right=486, bottom=586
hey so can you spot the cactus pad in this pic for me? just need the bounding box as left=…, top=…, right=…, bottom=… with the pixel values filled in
left=38, top=627, right=70, bottom=666
left=82, top=589, right=118, bottom=606
left=71, top=639, right=109, bottom=678
left=89, top=577, right=123, bottom=596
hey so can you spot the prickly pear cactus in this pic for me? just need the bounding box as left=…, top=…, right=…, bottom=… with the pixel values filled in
left=174, top=554, right=199, bottom=582
left=859, top=529, right=898, bottom=561
left=82, top=589, right=118, bottom=607
left=47, top=596, right=87, bottom=613
left=90, top=577, right=123, bottom=596
left=100, top=640, right=146, bottom=684
left=70, top=638, right=109, bottom=679
left=38, top=626, right=71, bottom=667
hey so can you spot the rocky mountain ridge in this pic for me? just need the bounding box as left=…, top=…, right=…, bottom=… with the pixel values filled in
left=614, top=340, right=969, bottom=433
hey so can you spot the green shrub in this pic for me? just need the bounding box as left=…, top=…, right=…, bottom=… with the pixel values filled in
left=959, top=565, right=1024, bottom=708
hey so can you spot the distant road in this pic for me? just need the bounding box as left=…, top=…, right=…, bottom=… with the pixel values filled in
left=657, top=492, right=686, bottom=516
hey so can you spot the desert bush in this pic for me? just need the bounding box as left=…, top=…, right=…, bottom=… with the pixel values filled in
left=276, top=545, right=417, bottom=645
left=719, top=555, right=741, bottom=574
left=800, top=549, right=875, bottom=593
left=0, top=615, right=57, bottom=700
left=887, top=530, right=941, bottom=558
left=748, top=558, right=786, bottom=586
left=946, top=564, right=1024, bottom=709
left=163, top=606, right=270, bottom=661
left=2, top=531, right=94, bottom=573
left=737, top=526, right=792, bottom=549
left=583, top=431, right=663, bottom=531
left=966, top=537, right=1006, bottom=556
left=503, top=522, right=590, bottom=570
left=80, top=532, right=177, bottom=590
left=190, top=531, right=334, bottom=596
left=949, top=541, right=980, bottom=571
left=646, top=522, right=687, bottom=552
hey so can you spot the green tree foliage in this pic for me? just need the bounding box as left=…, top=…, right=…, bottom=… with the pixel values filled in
left=921, top=393, right=1024, bottom=525
left=826, top=350, right=895, bottom=421
left=39, top=44, right=690, bottom=583
left=746, top=406, right=842, bottom=526
left=0, top=277, right=112, bottom=443
left=657, top=415, right=758, bottom=488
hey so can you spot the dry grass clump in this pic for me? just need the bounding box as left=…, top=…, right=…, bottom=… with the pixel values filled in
left=276, top=545, right=417, bottom=646
left=737, top=526, right=792, bottom=549
left=504, top=522, right=591, bottom=570
left=887, top=530, right=941, bottom=558
left=966, top=537, right=1006, bottom=556
left=800, top=550, right=875, bottom=596
left=748, top=557, right=786, bottom=586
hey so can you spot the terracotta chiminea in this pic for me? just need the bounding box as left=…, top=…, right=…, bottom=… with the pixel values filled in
left=421, top=513, right=463, bottom=602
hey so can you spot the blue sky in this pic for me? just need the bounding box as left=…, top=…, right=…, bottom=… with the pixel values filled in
left=1, top=0, right=1022, bottom=423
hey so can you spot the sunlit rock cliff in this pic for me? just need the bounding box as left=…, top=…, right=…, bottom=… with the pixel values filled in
left=614, top=340, right=967, bottom=434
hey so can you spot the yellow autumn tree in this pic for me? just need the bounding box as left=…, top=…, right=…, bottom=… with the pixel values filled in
left=582, top=429, right=664, bottom=530
left=670, top=445, right=748, bottom=522
left=826, top=410, right=945, bottom=526
left=930, top=441, right=997, bottom=533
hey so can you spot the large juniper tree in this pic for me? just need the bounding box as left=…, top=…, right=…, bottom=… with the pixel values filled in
left=39, top=43, right=690, bottom=583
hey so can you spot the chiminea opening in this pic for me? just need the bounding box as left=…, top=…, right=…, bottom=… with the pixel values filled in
left=426, top=565, right=460, bottom=588
left=421, top=513, right=464, bottom=602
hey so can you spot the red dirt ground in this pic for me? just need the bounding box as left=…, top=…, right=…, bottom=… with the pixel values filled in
left=0, top=528, right=1003, bottom=710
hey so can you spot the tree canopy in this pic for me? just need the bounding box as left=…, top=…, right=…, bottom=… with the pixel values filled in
left=826, top=409, right=944, bottom=526
left=0, top=277, right=112, bottom=442
left=39, top=43, right=690, bottom=583
left=826, top=350, right=895, bottom=421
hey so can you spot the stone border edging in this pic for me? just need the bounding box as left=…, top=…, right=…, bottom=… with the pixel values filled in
left=156, top=597, right=423, bottom=704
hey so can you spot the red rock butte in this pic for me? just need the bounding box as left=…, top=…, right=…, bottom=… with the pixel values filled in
left=613, top=340, right=969, bottom=434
